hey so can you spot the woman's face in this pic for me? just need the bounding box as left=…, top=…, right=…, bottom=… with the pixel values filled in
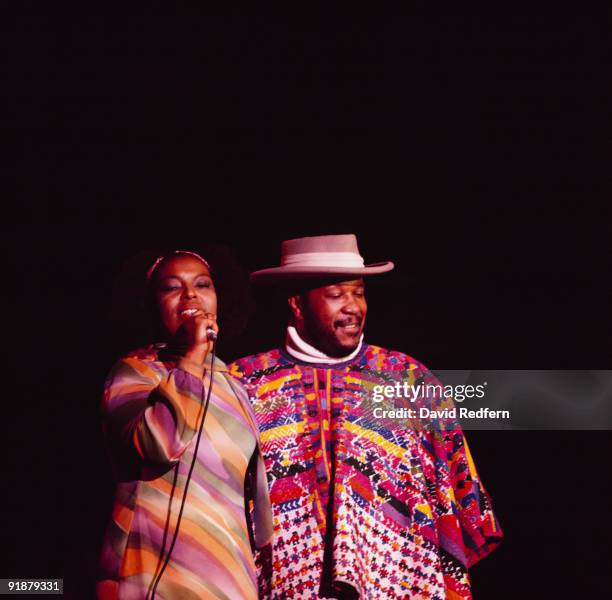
left=152, top=254, right=217, bottom=339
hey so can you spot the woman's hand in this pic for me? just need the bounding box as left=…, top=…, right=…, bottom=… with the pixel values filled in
left=177, top=311, right=219, bottom=365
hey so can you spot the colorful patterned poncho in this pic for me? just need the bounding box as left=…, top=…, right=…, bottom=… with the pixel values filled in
left=229, top=344, right=502, bottom=599
left=97, top=346, right=272, bottom=600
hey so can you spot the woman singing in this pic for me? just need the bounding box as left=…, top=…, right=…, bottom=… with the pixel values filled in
left=97, top=250, right=272, bottom=599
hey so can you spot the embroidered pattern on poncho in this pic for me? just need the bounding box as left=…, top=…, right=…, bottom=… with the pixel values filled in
left=230, top=344, right=502, bottom=599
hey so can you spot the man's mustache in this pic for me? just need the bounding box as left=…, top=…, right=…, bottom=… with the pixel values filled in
left=335, top=317, right=362, bottom=327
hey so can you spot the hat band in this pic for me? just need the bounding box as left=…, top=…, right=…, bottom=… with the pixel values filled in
left=146, top=250, right=210, bottom=279
left=281, top=251, right=365, bottom=268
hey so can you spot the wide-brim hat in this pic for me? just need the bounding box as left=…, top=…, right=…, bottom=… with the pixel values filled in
left=250, top=234, right=394, bottom=282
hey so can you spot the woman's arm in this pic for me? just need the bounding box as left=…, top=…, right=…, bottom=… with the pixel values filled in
left=101, top=356, right=207, bottom=467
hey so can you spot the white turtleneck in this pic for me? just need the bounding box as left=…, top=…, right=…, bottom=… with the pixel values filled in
left=285, top=325, right=364, bottom=364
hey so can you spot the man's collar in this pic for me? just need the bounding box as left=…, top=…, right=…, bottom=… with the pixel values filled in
left=284, top=325, right=364, bottom=365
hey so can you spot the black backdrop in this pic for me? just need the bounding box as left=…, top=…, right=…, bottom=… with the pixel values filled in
left=4, top=11, right=610, bottom=599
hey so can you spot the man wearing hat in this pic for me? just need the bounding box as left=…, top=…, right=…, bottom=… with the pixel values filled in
left=230, top=235, right=502, bottom=599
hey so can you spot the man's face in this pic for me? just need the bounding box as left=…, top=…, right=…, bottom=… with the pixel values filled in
left=290, top=278, right=367, bottom=357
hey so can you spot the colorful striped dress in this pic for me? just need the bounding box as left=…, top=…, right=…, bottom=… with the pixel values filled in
left=229, top=344, right=502, bottom=599
left=97, top=345, right=272, bottom=600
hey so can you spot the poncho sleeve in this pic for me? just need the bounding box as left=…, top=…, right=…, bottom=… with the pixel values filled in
left=431, top=426, right=503, bottom=568
left=406, top=362, right=503, bottom=571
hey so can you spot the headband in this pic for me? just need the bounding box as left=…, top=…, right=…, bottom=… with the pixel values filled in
left=146, top=250, right=211, bottom=280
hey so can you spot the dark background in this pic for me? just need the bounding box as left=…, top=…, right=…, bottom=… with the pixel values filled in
left=3, top=11, right=610, bottom=599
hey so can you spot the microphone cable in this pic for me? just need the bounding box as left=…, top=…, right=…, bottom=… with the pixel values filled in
left=147, top=339, right=217, bottom=600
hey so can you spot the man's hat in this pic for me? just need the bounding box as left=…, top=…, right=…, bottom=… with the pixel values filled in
left=250, top=234, right=394, bottom=282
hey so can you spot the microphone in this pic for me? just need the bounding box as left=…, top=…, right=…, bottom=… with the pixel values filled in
left=206, top=328, right=217, bottom=341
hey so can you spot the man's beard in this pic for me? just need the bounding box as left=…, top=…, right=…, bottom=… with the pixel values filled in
left=302, top=311, right=362, bottom=358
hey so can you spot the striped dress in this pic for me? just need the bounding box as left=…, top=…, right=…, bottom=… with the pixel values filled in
left=97, top=345, right=272, bottom=600
left=230, top=344, right=502, bottom=600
